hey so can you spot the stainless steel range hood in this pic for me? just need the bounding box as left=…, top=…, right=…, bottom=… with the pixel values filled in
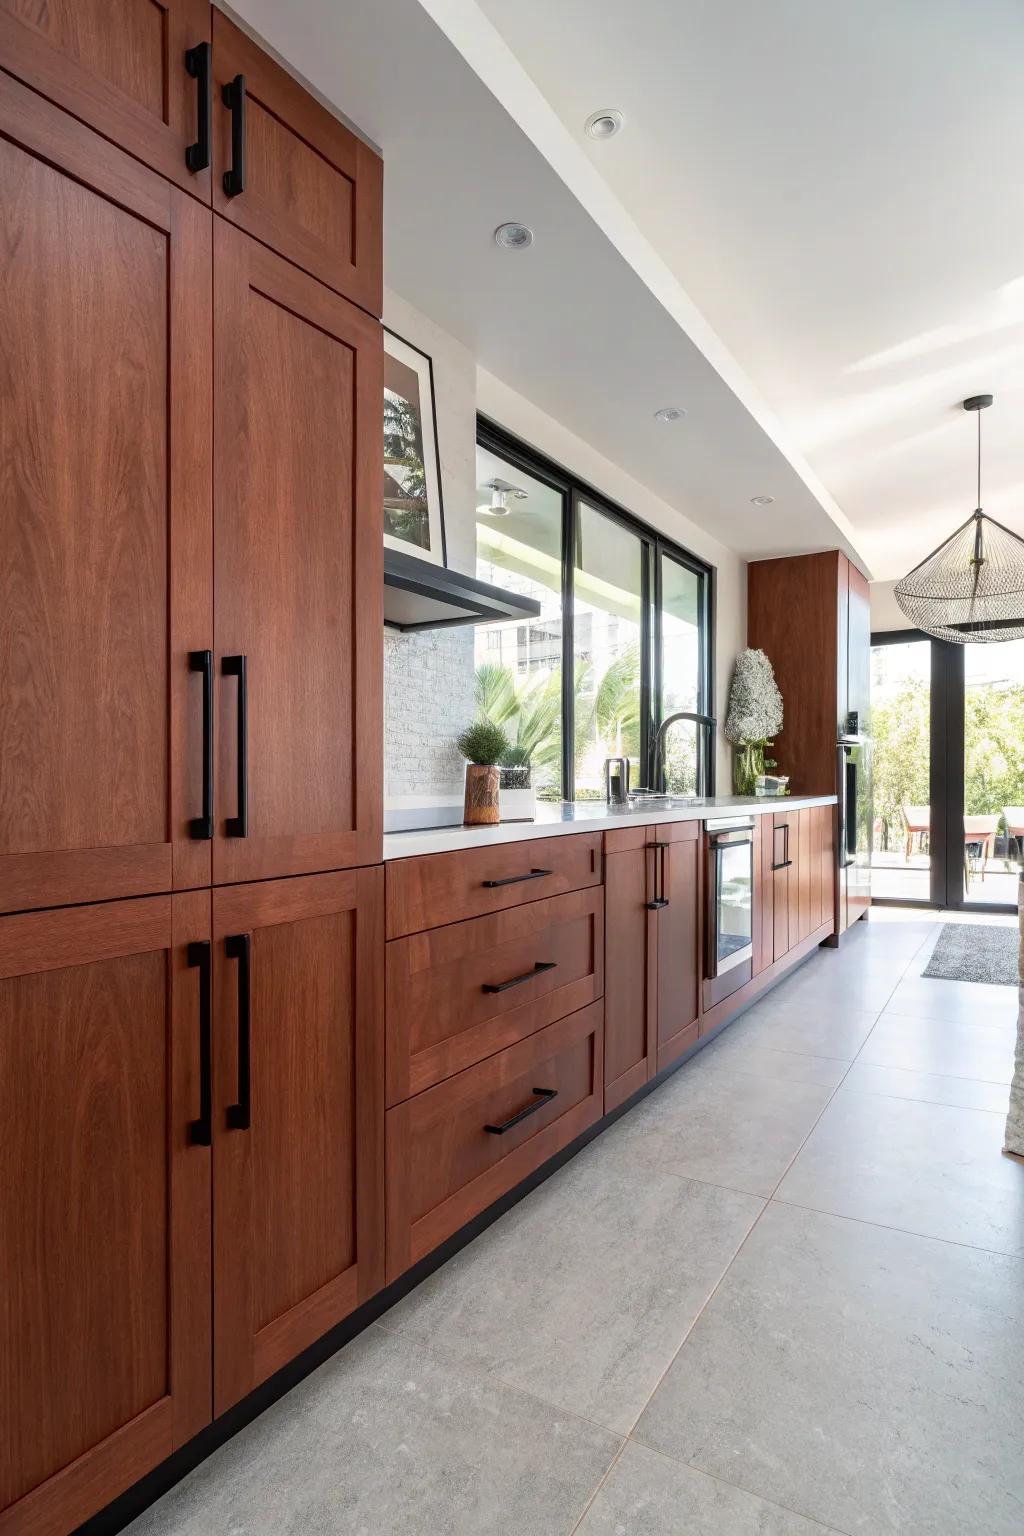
left=384, top=548, right=541, bottom=632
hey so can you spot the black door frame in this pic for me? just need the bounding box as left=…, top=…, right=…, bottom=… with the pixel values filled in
left=872, top=627, right=1016, bottom=913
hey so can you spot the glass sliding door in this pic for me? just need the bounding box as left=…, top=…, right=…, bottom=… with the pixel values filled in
left=571, top=499, right=646, bottom=800
left=961, top=639, right=1024, bottom=905
left=870, top=635, right=932, bottom=901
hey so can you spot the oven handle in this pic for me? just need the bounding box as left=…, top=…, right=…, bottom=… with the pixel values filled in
left=709, top=830, right=754, bottom=847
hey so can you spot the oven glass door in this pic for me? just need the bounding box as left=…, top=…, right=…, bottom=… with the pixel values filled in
left=715, top=837, right=753, bottom=974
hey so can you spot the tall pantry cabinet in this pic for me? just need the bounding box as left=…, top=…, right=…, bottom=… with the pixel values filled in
left=0, top=12, right=384, bottom=1534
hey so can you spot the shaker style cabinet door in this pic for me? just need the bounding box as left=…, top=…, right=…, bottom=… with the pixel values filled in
left=0, top=73, right=213, bottom=916
left=0, top=0, right=213, bottom=199
left=603, top=843, right=656, bottom=1113
left=212, top=220, right=382, bottom=884
left=211, top=869, right=385, bottom=1414
left=211, top=9, right=383, bottom=315
left=654, top=826, right=701, bottom=1071
left=0, top=892, right=212, bottom=1536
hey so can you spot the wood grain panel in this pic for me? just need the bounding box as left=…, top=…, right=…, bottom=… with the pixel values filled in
left=0, top=893, right=211, bottom=1534
left=211, top=10, right=382, bottom=314
left=0, top=77, right=212, bottom=912
left=385, top=832, right=602, bottom=938
left=385, top=1003, right=603, bottom=1282
left=387, top=887, right=603, bottom=1103
left=0, top=0, right=212, bottom=198
left=655, top=834, right=700, bottom=1068
left=211, top=868, right=384, bottom=1414
left=772, top=816, right=790, bottom=962
left=603, top=845, right=653, bottom=1108
left=798, top=810, right=812, bottom=944
left=212, top=223, right=382, bottom=883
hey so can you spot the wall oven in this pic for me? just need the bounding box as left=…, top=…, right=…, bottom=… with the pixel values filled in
left=705, top=816, right=755, bottom=1007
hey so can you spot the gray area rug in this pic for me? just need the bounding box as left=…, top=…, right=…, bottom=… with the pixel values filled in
left=923, top=924, right=1020, bottom=986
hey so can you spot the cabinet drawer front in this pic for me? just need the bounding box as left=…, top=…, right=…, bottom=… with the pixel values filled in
left=385, top=833, right=602, bottom=938
left=385, top=1003, right=603, bottom=1282
left=211, top=11, right=382, bottom=315
left=387, top=888, right=604, bottom=1102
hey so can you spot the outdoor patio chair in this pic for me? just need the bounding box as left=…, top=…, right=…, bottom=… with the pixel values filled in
left=1004, top=807, right=1024, bottom=862
left=902, top=804, right=930, bottom=860
left=963, top=814, right=1000, bottom=889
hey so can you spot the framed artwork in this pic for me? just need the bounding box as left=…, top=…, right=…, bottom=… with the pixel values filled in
left=383, top=329, right=447, bottom=565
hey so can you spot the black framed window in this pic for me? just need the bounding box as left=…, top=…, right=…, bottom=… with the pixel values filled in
left=474, top=417, right=714, bottom=801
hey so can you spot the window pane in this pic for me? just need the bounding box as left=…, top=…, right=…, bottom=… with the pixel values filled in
left=474, top=446, right=564, bottom=798
left=572, top=501, right=644, bottom=800
left=659, top=555, right=703, bottom=794
left=869, top=639, right=931, bottom=900
left=962, top=639, right=1024, bottom=905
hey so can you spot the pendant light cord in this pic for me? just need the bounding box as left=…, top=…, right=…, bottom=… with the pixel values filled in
left=977, top=406, right=982, bottom=511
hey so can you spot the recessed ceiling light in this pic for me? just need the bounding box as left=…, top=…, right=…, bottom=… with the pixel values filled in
left=586, top=108, right=624, bottom=140
left=653, top=406, right=686, bottom=424
left=750, top=495, right=775, bottom=506
left=494, top=222, right=534, bottom=251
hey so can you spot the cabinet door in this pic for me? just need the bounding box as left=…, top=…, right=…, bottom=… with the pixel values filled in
left=211, top=10, right=383, bottom=315
left=654, top=826, right=700, bottom=1072
left=0, top=74, right=212, bottom=916
left=0, top=0, right=212, bottom=198
left=211, top=869, right=384, bottom=1414
left=772, top=815, right=791, bottom=961
left=603, top=845, right=656, bottom=1112
left=0, top=893, right=211, bottom=1536
left=213, top=222, right=382, bottom=884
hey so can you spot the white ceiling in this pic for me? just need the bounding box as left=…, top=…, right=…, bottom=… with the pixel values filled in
left=229, top=0, right=867, bottom=569
left=472, top=0, right=1024, bottom=581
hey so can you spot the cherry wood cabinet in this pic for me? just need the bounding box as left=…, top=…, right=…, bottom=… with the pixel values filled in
left=210, top=870, right=384, bottom=1414
left=0, top=893, right=211, bottom=1536
left=212, top=220, right=382, bottom=885
left=386, top=1002, right=604, bottom=1283
left=763, top=806, right=834, bottom=966
left=0, top=0, right=213, bottom=199
left=211, top=10, right=383, bottom=316
left=654, top=823, right=701, bottom=1071
left=0, top=72, right=212, bottom=917
left=386, top=887, right=604, bottom=1104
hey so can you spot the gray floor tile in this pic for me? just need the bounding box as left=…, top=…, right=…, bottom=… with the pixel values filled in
left=603, top=1065, right=833, bottom=1198
left=381, top=1140, right=763, bottom=1434
left=842, top=1061, right=1011, bottom=1113
left=858, top=1012, right=1017, bottom=1083
left=634, top=1202, right=1024, bottom=1535
left=126, top=1325, right=620, bottom=1536
left=726, top=998, right=879, bottom=1062
left=576, top=1441, right=834, bottom=1535
left=884, top=974, right=1018, bottom=1026
left=697, top=1033, right=850, bottom=1087
left=777, top=1090, right=1024, bottom=1255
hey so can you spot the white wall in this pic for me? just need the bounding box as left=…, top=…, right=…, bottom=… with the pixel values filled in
left=477, top=369, right=747, bottom=791
left=870, top=579, right=912, bottom=635
left=383, top=293, right=749, bottom=800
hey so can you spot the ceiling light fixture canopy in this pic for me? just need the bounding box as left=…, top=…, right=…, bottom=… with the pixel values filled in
left=894, top=395, right=1024, bottom=643
left=585, top=109, right=624, bottom=140
left=494, top=222, right=534, bottom=250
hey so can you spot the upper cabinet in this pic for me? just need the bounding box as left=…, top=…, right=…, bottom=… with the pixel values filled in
left=0, top=0, right=213, bottom=198
left=0, top=73, right=212, bottom=916
left=211, top=11, right=383, bottom=316
left=212, top=221, right=382, bottom=884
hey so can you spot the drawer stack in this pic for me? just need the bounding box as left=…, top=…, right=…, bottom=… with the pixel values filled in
left=384, top=834, right=605, bottom=1281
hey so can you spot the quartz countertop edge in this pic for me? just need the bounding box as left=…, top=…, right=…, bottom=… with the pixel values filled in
left=382, top=794, right=839, bottom=861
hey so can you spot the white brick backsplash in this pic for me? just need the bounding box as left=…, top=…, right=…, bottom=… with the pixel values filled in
left=384, top=628, right=475, bottom=796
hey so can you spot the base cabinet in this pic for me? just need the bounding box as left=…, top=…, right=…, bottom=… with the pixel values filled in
left=757, top=805, right=835, bottom=971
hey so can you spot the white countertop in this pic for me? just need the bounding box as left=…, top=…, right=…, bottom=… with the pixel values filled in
left=382, top=794, right=837, bottom=860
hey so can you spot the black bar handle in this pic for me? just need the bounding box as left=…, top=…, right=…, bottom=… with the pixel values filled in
left=482, top=868, right=553, bottom=889
left=646, top=841, right=670, bottom=909
left=484, top=1087, right=557, bottom=1136
left=184, top=42, right=211, bottom=172
left=646, top=898, right=670, bottom=910
left=482, top=960, right=557, bottom=995
left=225, top=933, right=251, bottom=1130
left=187, top=940, right=212, bottom=1146
left=772, top=822, right=792, bottom=872
left=222, top=74, right=246, bottom=196
left=188, top=650, right=213, bottom=839
left=772, top=860, right=794, bottom=870
left=223, top=655, right=248, bottom=837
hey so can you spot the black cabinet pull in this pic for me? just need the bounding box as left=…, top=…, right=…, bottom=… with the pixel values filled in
left=223, top=655, right=248, bottom=837
left=187, top=940, right=212, bottom=1146
left=484, top=1087, right=558, bottom=1135
left=482, top=868, right=553, bottom=889
left=646, top=841, right=670, bottom=909
left=772, top=860, right=794, bottom=870
left=772, top=822, right=792, bottom=872
left=184, top=42, right=211, bottom=172
left=482, top=960, right=557, bottom=995
left=225, top=933, right=251, bottom=1131
left=188, top=650, right=213, bottom=840
left=222, top=74, right=246, bottom=196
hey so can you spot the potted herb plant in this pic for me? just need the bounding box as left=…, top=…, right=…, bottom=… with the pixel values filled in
left=456, top=719, right=510, bottom=826
left=724, top=648, right=784, bottom=795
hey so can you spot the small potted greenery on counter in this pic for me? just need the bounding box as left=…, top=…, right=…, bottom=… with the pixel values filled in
left=456, top=719, right=510, bottom=826
left=725, top=647, right=785, bottom=796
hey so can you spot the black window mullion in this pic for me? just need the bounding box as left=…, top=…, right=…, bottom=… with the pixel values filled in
left=638, top=538, right=653, bottom=793
left=561, top=489, right=577, bottom=801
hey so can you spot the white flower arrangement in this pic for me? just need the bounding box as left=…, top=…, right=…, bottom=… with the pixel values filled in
left=725, top=648, right=783, bottom=745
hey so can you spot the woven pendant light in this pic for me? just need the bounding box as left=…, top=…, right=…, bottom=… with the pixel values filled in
left=894, top=395, right=1024, bottom=643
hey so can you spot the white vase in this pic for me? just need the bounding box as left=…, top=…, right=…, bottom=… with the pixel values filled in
left=500, top=786, right=536, bottom=822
